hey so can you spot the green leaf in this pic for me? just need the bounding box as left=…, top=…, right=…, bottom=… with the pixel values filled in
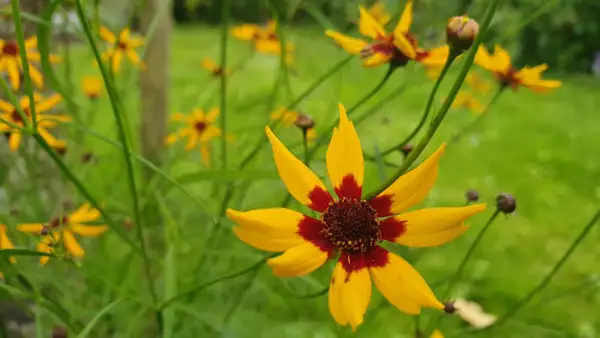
left=76, top=299, right=125, bottom=338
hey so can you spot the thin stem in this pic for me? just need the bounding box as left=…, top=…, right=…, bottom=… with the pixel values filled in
left=302, top=130, right=309, bottom=165
left=219, top=0, right=229, bottom=169
left=73, top=0, right=158, bottom=308
left=448, top=87, right=505, bottom=144
left=365, top=0, right=499, bottom=200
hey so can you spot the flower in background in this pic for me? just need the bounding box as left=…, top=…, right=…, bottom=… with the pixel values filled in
left=475, top=45, right=561, bottom=92
left=17, top=203, right=108, bottom=265
left=326, top=1, right=448, bottom=68
left=231, top=20, right=294, bottom=65
left=201, top=58, right=227, bottom=77
left=466, top=72, right=491, bottom=94
left=99, top=26, right=145, bottom=73
left=82, top=76, right=103, bottom=99
left=227, top=104, right=486, bottom=330
left=431, top=330, right=445, bottom=338
left=0, top=224, right=16, bottom=278
left=451, top=92, right=485, bottom=114
left=270, top=106, right=299, bottom=127
left=0, top=37, right=61, bottom=90
left=0, top=94, right=70, bottom=152
left=165, top=108, right=222, bottom=165
left=367, top=1, right=391, bottom=26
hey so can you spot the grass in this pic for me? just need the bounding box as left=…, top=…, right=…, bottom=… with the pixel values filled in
left=2, top=24, right=600, bottom=337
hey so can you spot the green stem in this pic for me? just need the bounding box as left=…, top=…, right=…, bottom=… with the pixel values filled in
left=365, top=0, right=499, bottom=201
left=302, top=130, right=309, bottom=165
left=219, top=0, right=229, bottom=169
left=73, top=0, right=158, bottom=309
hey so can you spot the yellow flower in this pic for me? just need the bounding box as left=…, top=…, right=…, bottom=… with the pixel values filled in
left=165, top=108, right=222, bottom=165
left=227, top=104, right=486, bottom=331
left=0, top=224, right=16, bottom=263
left=231, top=20, right=294, bottom=64
left=270, top=106, right=299, bottom=127
left=82, top=76, right=103, bottom=99
left=0, top=37, right=61, bottom=90
left=201, top=58, right=228, bottom=77
left=99, top=26, right=144, bottom=73
left=451, top=92, right=485, bottom=114
left=326, top=2, right=447, bottom=68
left=465, top=72, right=491, bottom=94
left=17, top=203, right=108, bottom=265
left=367, top=1, right=391, bottom=26
left=0, top=94, right=70, bottom=152
left=431, top=330, right=444, bottom=338
left=475, top=45, right=561, bottom=92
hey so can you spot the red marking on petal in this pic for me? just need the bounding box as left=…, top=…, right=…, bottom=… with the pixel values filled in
left=334, top=174, right=362, bottom=200
left=307, top=186, right=333, bottom=213
left=297, top=216, right=334, bottom=254
left=339, top=246, right=389, bottom=276
left=364, top=246, right=389, bottom=268
left=368, top=194, right=393, bottom=217
left=415, top=50, right=429, bottom=61
left=380, top=218, right=407, bottom=242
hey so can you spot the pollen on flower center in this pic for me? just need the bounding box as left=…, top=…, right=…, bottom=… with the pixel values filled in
left=2, top=41, right=19, bottom=56
left=194, top=121, right=207, bottom=133
left=321, top=198, right=382, bottom=253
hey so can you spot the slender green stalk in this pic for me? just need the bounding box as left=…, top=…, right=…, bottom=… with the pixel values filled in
left=302, top=130, right=309, bottom=165
left=9, top=0, right=37, bottom=129
left=448, top=87, right=505, bottom=144
left=365, top=0, right=499, bottom=200
left=73, top=0, right=158, bottom=310
left=219, top=0, right=230, bottom=169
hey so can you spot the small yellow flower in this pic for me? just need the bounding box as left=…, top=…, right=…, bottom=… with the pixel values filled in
left=465, top=72, right=491, bottom=94
left=326, top=2, right=448, bottom=68
left=0, top=94, right=70, bottom=152
left=17, top=203, right=108, bottom=265
left=475, top=45, right=561, bottom=92
left=201, top=58, right=228, bottom=77
left=451, top=92, right=485, bottom=114
left=0, top=36, right=61, bottom=90
left=165, top=108, right=222, bottom=165
left=367, top=1, right=391, bottom=26
left=99, top=26, right=145, bottom=73
left=431, top=330, right=444, bottom=338
left=82, top=76, right=103, bottom=99
left=270, top=106, right=299, bottom=127
left=231, top=20, right=294, bottom=64
left=227, top=104, right=486, bottom=331
left=0, top=224, right=16, bottom=263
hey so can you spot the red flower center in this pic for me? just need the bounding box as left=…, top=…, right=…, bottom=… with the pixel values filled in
left=321, top=198, right=382, bottom=253
left=497, top=67, right=520, bottom=89
left=10, top=108, right=29, bottom=124
left=49, top=216, right=69, bottom=228
left=194, top=121, right=207, bottom=133
left=2, top=40, right=19, bottom=56
left=117, top=41, right=127, bottom=50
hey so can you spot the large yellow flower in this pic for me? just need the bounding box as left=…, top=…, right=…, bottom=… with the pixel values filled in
left=17, top=203, right=108, bottom=265
left=99, top=26, right=144, bottom=72
left=0, top=94, right=70, bottom=151
left=227, top=104, right=486, bottom=330
left=326, top=2, right=448, bottom=68
left=0, top=37, right=61, bottom=90
left=165, top=108, right=222, bottom=165
left=475, top=45, right=561, bottom=92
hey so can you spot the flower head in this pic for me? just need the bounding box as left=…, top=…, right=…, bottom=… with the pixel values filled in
left=326, top=2, right=447, bottom=68
left=446, top=16, right=479, bottom=52
left=201, top=58, right=227, bottom=77
left=99, top=26, right=145, bottom=72
left=0, top=94, right=70, bottom=151
left=227, top=104, right=486, bottom=330
left=17, top=203, right=108, bottom=264
left=82, top=76, right=103, bottom=99
left=0, top=37, right=61, bottom=90
left=465, top=72, right=491, bottom=94
left=231, top=21, right=294, bottom=65
left=270, top=106, right=299, bottom=127
left=475, top=45, right=561, bottom=92
left=165, top=108, right=222, bottom=165
left=451, top=92, right=485, bottom=114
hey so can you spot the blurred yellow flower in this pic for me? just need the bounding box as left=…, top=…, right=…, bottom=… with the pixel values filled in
left=270, top=106, right=299, bottom=127
left=431, top=330, right=444, bottom=338
left=326, top=2, right=448, bottom=68
left=0, top=224, right=16, bottom=263
left=367, top=1, right=391, bottom=26
left=99, top=26, right=145, bottom=73
left=227, top=104, right=485, bottom=331
left=0, top=94, right=70, bottom=152
left=165, top=108, right=222, bottom=165
left=465, top=72, right=491, bottom=94
left=231, top=20, right=294, bottom=65
left=17, top=203, right=108, bottom=265
left=0, top=37, right=61, bottom=90
left=201, top=58, right=228, bottom=77
left=475, top=45, right=561, bottom=92
left=451, top=92, right=485, bottom=114
left=82, top=76, right=103, bottom=99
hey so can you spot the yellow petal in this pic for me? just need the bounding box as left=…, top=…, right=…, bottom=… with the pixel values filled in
left=63, top=230, right=85, bottom=258
left=474, top=45, right=494, bottom=72
left=419, top=45, right=449, bottom=67
left=205, top=107, right=220, bottom=122
left=358, top=5, right=387, bottom=40
left=100, top=26, right=116, bottom=44
left=28, top=65, right=44, bottom=90
left=231, top=24, right=260, bottom=41
left=391, top=204, right=486, bottom=247
left=69, top=203, right=101, bottom=224
left=265, top=127, right=332, bottom=212
left=127, top=50, right=141, bottom=65
left=266, top=241, right=328, bottom=277
left=36, top=93, right=62, bottom=113
left=372, top=144, right=445, bottom=216
left=6, top=58, right=20, bottom=90
left=370, top=251, right=443, bottom=314
left=25, top=36, right=37, bottom=49
left=70, top=224, right=108, bottom=237
left=201, top=58, right=218, bottom=71
left=362, top=52, right=392, bottom=67
left=8, top=132, right=21, bottom=151
left=394, top=0, right=413, bottom=35
left=328, top=261, right=371, bottom=331
left=17, top=223, right=44, bottom=233
left=254, top=39, right=281, bottom=54
left=128, top=37, right=145, bottom=48
left=522, top=79, right=562, bottom=93
left=325, top=30, right=367, bottom=55
left=491, top=45, right=511, bottom=74
left=0, top=226, right=15, bottom=250
left=37, top=241, right=52, bottom=265
left=368, top=2, right=391, bottom=26
left=185, top=132, right=198, bottom=150
left=0, top=99, right=14, bottom=113
left=227, top=208, right=307, bottom=252
left=392, top=35, right=416, bottom=59
left=431, top=329, right=445, bottom=338
left=111, top=50, right=123, bottom=73
left=37, top=128, right=63, bottom=148
left=119, top=28, right=131, bottom=41
left=326, top=104, right=364, bottom=199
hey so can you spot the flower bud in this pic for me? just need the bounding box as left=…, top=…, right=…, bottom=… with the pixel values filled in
left=465, top=189, right=479, bottom=203
left=294, top=114, right=315, bottom=131
left=496, top=193, right=516, bottom=214
left=400, top=144, right=413, bottom=157
left=446, top=16, right=479, bottom=52
left=443, top=301, right=456, bottom=314
left=123, top=218, right=134, bottom=230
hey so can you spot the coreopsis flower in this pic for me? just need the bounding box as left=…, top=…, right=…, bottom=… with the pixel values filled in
left=201, top=58, right=227, bottom=77
left=0, top=37, right=61, bottom=90
left=17, top=203, right=108, bottom=265
left=82, top=76, right=103, bottom=99
left=451, top=92, right=485, bottom=114
left=270, top=106, right=299, bottom=127
left=99, top=26, right=144, bottom=72
left=227, top=104, right=486, bottom=330
left=431, top=330, right=444, bottom=338
left=0, top=94, right=70, bottom=151
left=231, top=20, right=294, bottom=65
left=326, top=1, right=447, bottom=68
left=475, top=45, right=561, bottom=92
left=367, top=1, right=391, bottom=26
left=465, top=72, right=491, bottom=94
left=165, top=108, right=222, bottom=165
